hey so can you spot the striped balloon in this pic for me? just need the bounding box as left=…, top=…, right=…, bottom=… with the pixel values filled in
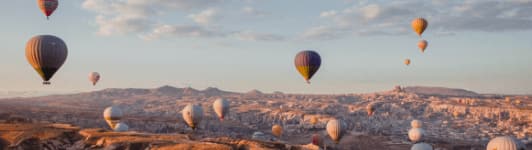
left=182, top=104, right=203, bottom=130
left=294, top=50, right=321, bottom=84
left=411, top=18, right=428, bottom=37
left=37, top=0, right=58, bottom=20
left=326, top=119, right=344, bottom=144
left=25, top=35, right=68, bottom=85
left=418, top=40, right=428, bottom=53
left=487, top=136, right=526, bottom=150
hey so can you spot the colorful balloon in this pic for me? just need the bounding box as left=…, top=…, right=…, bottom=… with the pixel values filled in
left=26, top=35, right=68, bottom=85
left=37, top=0, right=58, bottom=20
left=294, top=50, right=321, bottom=84
left=411, top=18, right=428, bottom=37
left=418, top=40, right=428, bottom=53
left=182, top=104, right=203, bottom=130
left=89, top=72, right=100, bottom=86
left=213, top=98, right=230, bottom=121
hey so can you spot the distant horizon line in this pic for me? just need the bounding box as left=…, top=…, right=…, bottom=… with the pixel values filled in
left=1, top=85, right=530, bottom=97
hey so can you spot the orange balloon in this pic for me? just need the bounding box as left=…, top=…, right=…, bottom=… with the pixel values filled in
left=411, top=18, right=428, bottom=37
left=404, top=59, right=411, bottom=66
left=418, top=40, right=428, bottom=53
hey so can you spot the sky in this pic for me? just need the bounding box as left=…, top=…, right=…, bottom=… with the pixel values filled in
left=0, top=0, right=531, bottom=95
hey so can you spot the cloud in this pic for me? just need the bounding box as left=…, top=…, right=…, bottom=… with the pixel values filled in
left=140, top=24, right=226, bottom=40
left=305, top=0, right=532, bottom=39
left=82, top=0, right=221, bottom=36
left=299, top=26, right=349, bottom=40
left=187, top=8, right=220, bottom=26
left=233, top=31, right=285, bottom=41
left=319, top=10, right=337, bottom=18
left=242, top=6, right=269, bottom=17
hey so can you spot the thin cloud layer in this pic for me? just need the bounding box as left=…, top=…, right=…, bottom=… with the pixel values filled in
left=83, top=0, right=532, bottom=41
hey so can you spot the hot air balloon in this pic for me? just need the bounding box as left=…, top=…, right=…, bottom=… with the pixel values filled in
left=310, top=116, right=318, bottom=125
left=418, top=40, right=428, bottom=53
left=411, top=120, right=423, bottom=128
left=114, top=122, right=129, bottom=132
left=26, top=35, right=68, bottom=85
left=411, top=142, right=433, bottom=150
left=103, top=106, right=123, bottom=129
left=404, top=59, right=411, bottom=66
left=213, top=98, right=230, bottom=121
left=182, top=104, right=203, bottom=130
left=37, top=0, right=58, bottom=20
left=367, top=103, right=376, bottom=116
left=89, top=72, right=100, bottom=86
left=272, top=124, right=283, bottom=138
left=311, top=134, right=323, bottom=146
left=294, top=50, right=321, bottom=84
left=487, top=136, right=526, bottom=150
left=408, top=128, right=425, bottom=143
left=452, top=111, right=460, bottom=118
left=411, top=18, right=428, bottom=37
left=326, top=119, right=344, bottom=144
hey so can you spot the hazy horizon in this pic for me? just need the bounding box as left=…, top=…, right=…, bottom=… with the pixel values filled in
left=1, top=1, right=532, bottom=95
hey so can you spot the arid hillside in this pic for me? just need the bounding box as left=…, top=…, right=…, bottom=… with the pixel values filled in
left=0, top=86, right=530, bottom=150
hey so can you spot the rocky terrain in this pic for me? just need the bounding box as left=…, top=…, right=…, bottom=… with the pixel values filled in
left=0, top=85, right=530, bottom=150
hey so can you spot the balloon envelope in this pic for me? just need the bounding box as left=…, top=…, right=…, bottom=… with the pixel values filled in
left=182, top=104, right=203, bottom=130
left=408, top=128, right=425, bottom=143
left=26, top=35, right=68, bottom=85
left=103, top=106, right=123, bottom=129
left=411, top=120, right=423, bottom=128
left=411, top=18, right=428, bottom=37
left=404, top=59, right=411, bottom=66
left=418, top=40, right=428, bottom=53
left=294, top=50, right=321, bottom=84
left=113, top=122, right=129, bottom=132
left=366, top=103, right=376, bottom=116
left=310, top=116, right=318, bottom=125
left=311, top=134, right=323, bottom=146
left=213, top=98, right=230, bottom=121
left=411, top=142, right=433, bottom=150
left=37, top=0, right=58, bottom=19
left=326, top=119, right=344, bottom=144
left=89, top=72, right=100, bottom=86
left=487, top=136, right=526, bottom=150
left=272, top=124, right=283, bottom=138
